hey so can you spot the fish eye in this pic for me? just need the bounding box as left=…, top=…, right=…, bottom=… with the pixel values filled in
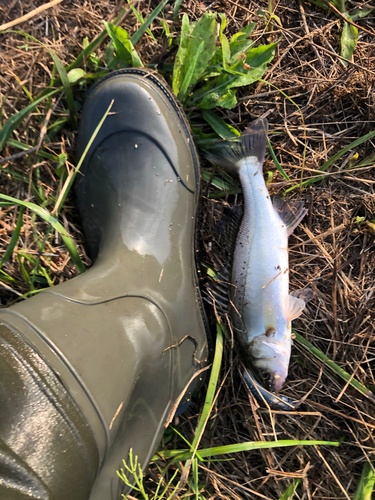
left=259, top=370, right=270, bottom=382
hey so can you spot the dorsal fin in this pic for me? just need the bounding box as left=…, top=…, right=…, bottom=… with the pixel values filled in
left=203, top=205, right=244, bottom=317
left=272, top=197, right=307, bottom=236
left=215, top=205, right=243, bottom=254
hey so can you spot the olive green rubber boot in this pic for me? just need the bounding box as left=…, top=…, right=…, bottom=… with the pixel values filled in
left=0, top=69, right=210, bottom=499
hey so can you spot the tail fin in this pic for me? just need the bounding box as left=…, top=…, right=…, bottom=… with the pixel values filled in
left=205, top=118, right=268, bottom=173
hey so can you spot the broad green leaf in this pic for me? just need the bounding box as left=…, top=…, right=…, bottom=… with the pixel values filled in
left=201, top=109, right=240, bottom=139
left=218, top=12, right=226, bottom=35
left=179, top=41, right=204, bottom=102
left=353, top=460, right=375, bottom=500
left=104, top=22, right=143, bottom=67
left=229, top=39, right=255, bottom=65
left=177, top=12, right=217, bottom=99
left=103, top=40, right=116, bottom=68
left=190, top=42, right=277, bottom=109
left=279, top=479, right=301, bottom=500
left=0, top=194, right=85, bottom=273
left=340, top=19, right=358, bottom=66
left=230, top=22, right=257, bottom=42
left=67, top=68, right=86, bottom=83
left=64, top=4, right=132, bottom=74
left=217, top=89, right=237, bottom=109
left=350, top=7, right=373, bottom=20
left=172, top=14, right=190, bottom=95
left=221, top=35, right=231, bottom=69
left=191, top=127, right=219, bottom=141
left=0, top=87, right=61, bottom=153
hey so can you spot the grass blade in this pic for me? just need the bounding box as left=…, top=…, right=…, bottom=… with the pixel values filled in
left=11, top=31, right=77, bottom=128
left=0, top=194, right=85, bottom=273
left=285, top=128, right=375, bottom=192
left=279, top=479, right=301, bottom=500
left=294, top=331, right=375, bottom=402
left=201, top=109, right=240, bottom=139
left=353, top=460, right=375, bottom=500
left=127, top=0, right=156, bottom=42
left=0, top=88, right=61, bottom=153
left=156, top=439, right=339, bottom=461
left=54, top=100, right=114, bottom=214
left=183, top=322, right=224, bottom=462
left=0, top=206, right=24, bottom=268
left=130, top=0, right=169, bottom=46
left=6, top=138, right=59, bottom=161
left=201, top=168, right=238, bottom=191
left=267, top=137, right=290, bottom=180
left=49, top=53, right=77, bottom=128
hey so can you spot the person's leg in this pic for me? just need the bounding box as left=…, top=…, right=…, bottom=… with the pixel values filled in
left=0, top=69, right=210, bottom=499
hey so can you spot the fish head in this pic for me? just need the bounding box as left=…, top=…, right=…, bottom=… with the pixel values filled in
left=249, top=330, right=291, bottom=393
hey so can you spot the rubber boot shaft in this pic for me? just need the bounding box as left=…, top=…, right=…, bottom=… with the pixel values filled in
left=0, top=69, right=209, bottom=500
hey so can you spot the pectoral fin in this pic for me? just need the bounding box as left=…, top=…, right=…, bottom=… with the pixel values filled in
left=290, top=288, right=313, bottom=303
left=286, top=294, right=306, bottom=321
left=273, top=197, right=308, bottom=236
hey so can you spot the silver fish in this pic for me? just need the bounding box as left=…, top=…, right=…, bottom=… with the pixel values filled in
left=207, top=119, right=308, bottom=394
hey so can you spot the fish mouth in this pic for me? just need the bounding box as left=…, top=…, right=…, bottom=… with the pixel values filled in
left=272, top=374, right=286, bottom=393
left=252, top=365, right=286, bottom=393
